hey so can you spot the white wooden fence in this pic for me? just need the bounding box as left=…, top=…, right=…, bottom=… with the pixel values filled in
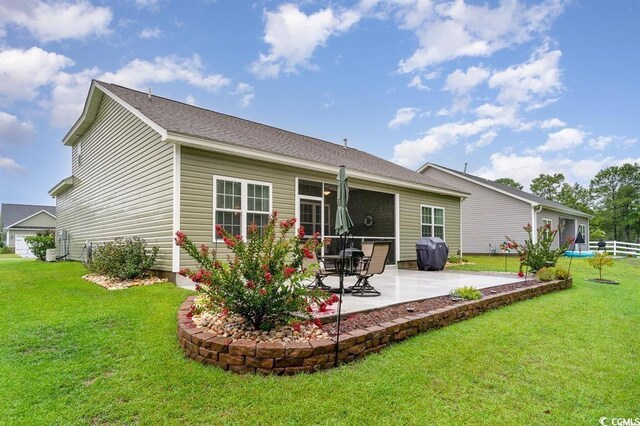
left=588, top=241, right=640, bottom=257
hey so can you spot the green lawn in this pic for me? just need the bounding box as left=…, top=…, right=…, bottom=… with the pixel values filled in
left=1, top=256, right=638, bottom=425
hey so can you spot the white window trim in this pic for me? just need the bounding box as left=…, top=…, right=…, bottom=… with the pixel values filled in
left=212, top=175, right=272, bottom=241
left=578, top=224, right=587, bottom=237
left=420, top=204, right=446, bottom=240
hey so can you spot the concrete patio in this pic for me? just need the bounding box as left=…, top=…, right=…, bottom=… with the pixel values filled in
left=316, top=268, right=522, bottom=315
left=176, top=267, right=524, bottom=316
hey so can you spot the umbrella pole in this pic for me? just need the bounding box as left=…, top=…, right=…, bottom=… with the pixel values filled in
left=567, top=240, right=575, bottom=277
left=334, top=233, right=347, bottom=368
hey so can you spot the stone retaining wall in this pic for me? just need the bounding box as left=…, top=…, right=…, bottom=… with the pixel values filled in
left=177, top=278, right=572, bottom=375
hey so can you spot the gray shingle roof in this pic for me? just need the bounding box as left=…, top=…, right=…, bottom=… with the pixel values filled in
left=426, top=164, right=591, bottom=218
left=97, top=81, right=466, bottom=195
left=1, top=204, right=56, bottom=229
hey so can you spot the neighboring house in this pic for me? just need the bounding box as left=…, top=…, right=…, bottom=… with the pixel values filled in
left=49, top=80, right=469, bottom=278
left=418, top=163, right=591, bottom=254
left=0, top=203, right=56, bottom=258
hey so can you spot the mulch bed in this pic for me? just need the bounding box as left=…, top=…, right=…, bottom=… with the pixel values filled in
left=83, top=274, right=167, bottom=290
left=323, top=278, right=539, bottom=335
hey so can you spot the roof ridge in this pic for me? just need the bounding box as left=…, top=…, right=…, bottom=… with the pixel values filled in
left=96, top=80, right=356, bottom=152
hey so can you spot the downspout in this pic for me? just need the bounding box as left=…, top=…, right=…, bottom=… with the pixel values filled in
left=531, top=204, right=543, bottom=243
left=459, top=197, right=464, bottom=258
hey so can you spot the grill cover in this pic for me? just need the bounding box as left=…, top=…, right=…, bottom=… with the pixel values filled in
left=416, top=237, right=449, bottom=271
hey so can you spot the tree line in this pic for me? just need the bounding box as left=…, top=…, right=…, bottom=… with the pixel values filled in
left=494, top=163, right=640, bottom=243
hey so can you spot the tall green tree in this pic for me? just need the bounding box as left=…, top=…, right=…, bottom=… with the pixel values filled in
left=557, top=182, right=592, bottom=214
left=530, top=173, right=565, bottom=201
left=589, top=163, right=640, bottom=241
left=494, top=177, right=523, bottom=190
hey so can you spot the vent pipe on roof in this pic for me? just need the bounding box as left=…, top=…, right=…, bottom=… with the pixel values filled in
left=343, top=138, right=348, bottom=149
left=147, top=88, right=152, bottom=100
left=463, top=162, right=468, bottom=174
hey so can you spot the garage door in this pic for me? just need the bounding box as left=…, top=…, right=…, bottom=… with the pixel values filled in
left=14, top=236, right=36, bottom=258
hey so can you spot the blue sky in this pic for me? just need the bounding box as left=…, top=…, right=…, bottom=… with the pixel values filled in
left=1, top=0, right=638, bottom=206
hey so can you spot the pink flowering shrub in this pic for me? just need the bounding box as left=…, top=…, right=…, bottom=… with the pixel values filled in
left=505, top=223, right=572, bottom=273
left=175, top=211, right=333, bottom=330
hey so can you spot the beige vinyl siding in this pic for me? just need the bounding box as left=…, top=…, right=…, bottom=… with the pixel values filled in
left=179, top=147, right=461, bottom=268
left=55, top=95, right=174, bottom=270
left=421, top=167, right=532, bottom=254
left=10, top=211, right=56, bottom=228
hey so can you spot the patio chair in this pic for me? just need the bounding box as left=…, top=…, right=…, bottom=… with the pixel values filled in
left=303, top=249, right=338, bottom=291
left=350, top=241, right=391, bottom=297
left=489, top=243, right=497, bottom=256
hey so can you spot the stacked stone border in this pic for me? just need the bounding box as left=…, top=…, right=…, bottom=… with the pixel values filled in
left=177, top=278, right=572, bottom=375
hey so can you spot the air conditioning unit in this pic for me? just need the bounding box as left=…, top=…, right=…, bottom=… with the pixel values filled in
left=46, top=249, right=57, bottom=262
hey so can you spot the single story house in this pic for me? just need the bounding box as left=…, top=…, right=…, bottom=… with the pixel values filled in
left=418, top=163, right=591, bottom=254
left=0, top=203, right=56, bottom=257
left=49, top=80, right=469, bottom=279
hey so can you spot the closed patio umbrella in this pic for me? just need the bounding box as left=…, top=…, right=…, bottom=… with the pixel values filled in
left=334, top=165, right=353, bottom=367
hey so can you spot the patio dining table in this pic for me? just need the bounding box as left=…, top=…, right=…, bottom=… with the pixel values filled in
left=321, top=248, right=365, bottom=294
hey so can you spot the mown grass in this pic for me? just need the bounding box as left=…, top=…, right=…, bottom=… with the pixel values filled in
left=0, top=256, right=638, bottom=425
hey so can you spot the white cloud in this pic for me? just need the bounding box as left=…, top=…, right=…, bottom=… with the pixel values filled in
left=537, top=127, right=585, bottom=152
left=539, top=117, right=566, bottom=128
left=392, top=102, right=528, bottom=168
left=0, top=47, right=74, bottom=101
left=134, top=0, right=160, bottom=10
left=407, top=75, right=429, bottom=90
left=465, top=130, right=497, bottom=153
left=588, top=135, right=613, bottom=150
left=99, top=55, right=230, bottom=92
left=233, top=83, right=255, bottom=107
left=475, top=151, right=623, bottom=188
left=393, top=118, right=498, bottom=167
left=0, top=111, right=34, bottom=145
left=388, top=107, right=419, bottom=128
left=185, top=95, right=196, bottom=105
left=0, top=157, right=26, bottom=173
left=50, top=68, right=98, bottom=127
left=474, top=152, right=549, bottom=188
left=250, top=3, right=363, bottom=78
left=45, top=54, right=233, bottom=127
left=489, top=46, right=563, bottom=106
left=445, top=66, right=490, bottom=96
left=396, top=0, right=565, bottom=73
left=139, top=27, right=163, bottom=39
left=0, top=0, right=112, bottom=42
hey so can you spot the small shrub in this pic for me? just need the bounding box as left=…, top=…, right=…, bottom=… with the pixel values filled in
left=447, top=256, right=469, bottom=264
left=88, top=236, right=159, bottom=280
left=536, top=267, right=556, bottom=282
left=587, top=252, right=614, bottom=280
left=0, top=246, right=15, bottom=254
left=450, top=286, right=482, bottom=300
left=25, top=230, right=56, bottom=261
left=554, top=266, right=570, bottom=280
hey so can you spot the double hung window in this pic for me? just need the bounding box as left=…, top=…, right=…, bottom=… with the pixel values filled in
left=214, top=177, right=271, bottom=239
left=421, top=206, right=445, bottom=239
